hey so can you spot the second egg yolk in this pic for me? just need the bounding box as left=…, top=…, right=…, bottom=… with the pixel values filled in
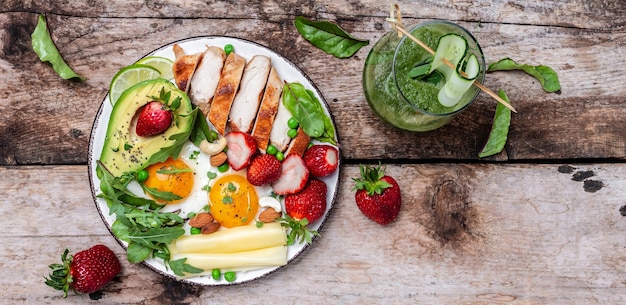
left=143, top=157, right=194, bottom=204
left=209, top=174, right=259, bottom=228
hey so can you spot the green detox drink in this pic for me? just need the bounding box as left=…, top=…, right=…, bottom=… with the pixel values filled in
left=363, top=21, right=485, bottom=131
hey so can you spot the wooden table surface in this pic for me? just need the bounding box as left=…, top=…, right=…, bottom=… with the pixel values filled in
left=2, top=0, right=626, bottom=304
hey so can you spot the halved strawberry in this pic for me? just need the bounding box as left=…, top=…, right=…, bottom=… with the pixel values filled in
left=247, top=154, right=282, bottom=186
left=136, top=101, right=172, bottom=137
left=284, top=178, right=327, bottom=223
left=303, top=144, right=339, bottom=177
left=271, top=154, right=309, bottom=195
left=225, top=131, right=257, bottom=171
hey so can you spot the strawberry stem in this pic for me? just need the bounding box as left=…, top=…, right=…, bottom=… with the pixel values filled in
left=352, top=163, right=392, bottom=196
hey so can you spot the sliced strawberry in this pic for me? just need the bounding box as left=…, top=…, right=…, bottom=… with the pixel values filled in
left=271, top=154, right=309, bottom=195
left=285, top=178, right=328, bottom=223
left=136, top=101, right=172, bottom=137
left=247, top=154, right=282, bottom=186
left=303, top=144, right=339, bottom=177
left=225, top=131, right=257, bottom=171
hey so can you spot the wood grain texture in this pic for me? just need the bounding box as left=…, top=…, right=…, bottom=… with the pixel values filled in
left=1, top=164, right=625, bottom=304
left=1, top=1, right=626, bottom=164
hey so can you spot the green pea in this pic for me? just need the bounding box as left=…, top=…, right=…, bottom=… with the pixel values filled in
left=136, top=170, right=149, bottom=182
left=210, top=131, right=219, bottom=141
left=224, top=271, right=236, bottom=282
left=224, top=44, right=234, bottom=55
left=287, top=117, right=299, bottom=129
left=266, top=144, right=278, bottom=155
left=287, top=128, right=298, bottom=138
left=276, top=151, right=285, bottom=161
left=190, top=227, right=201, bottom=235
left=211, top=268, right=221, bottom=280
left=218, top=163, right=230, bottom=173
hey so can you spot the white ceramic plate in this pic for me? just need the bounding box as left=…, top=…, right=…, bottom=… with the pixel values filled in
left=87, top=36, right=340, bottom=286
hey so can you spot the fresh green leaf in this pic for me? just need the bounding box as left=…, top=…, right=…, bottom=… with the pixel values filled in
left=140, top=184, right=182, bottom=202
left=282, top=83, right=325, bottom=138
left=156, top=166, right=193, bottom=175
left=478, top=89, right=512, bottom=158
left=305, top=89, right=337, bottom=145
left=126, top=241, right=153, bottom=263
left=190, top=110, right=215, bottom=147
left=168, top=258, right=203, bottom=276
left=127, top=226, right=185, bottom=247
left=487, top=58, right=561, bottom=93
left=31, top=14, right=85, bottom=81
left=294, top=16, right=369, bottom=58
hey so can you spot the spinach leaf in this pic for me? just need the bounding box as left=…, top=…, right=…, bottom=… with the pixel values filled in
left=305, top=89, right=336, bottom=145
left=478, top=89, right=512, bottom=158
left=295, top=16, right=369, bottom=58
left=487, top=58, right=560, bottom=93
left=282, top=82, right=325, bottom=138
left=31, top=14, right=85, bottom=81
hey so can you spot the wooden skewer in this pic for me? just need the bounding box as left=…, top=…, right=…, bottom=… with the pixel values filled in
left=393, top=25, right=517, bottom=113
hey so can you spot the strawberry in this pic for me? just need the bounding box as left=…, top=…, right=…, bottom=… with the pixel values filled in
left=45, top=245, right=121, bottom=297
left=271, top=154, right=309, bottom=195
left=284, top=178, right=328, bottom=223
left=225, top=131, right=257, bottom=170
left=136, top=101, right=172, bottom=137
left=247, top=154, right=282, bottom=186
left=352, top=164, right=402, bottom=226
left=303, top=144, right=339, bottom=177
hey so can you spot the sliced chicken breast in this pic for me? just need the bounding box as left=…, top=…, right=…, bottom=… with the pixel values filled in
left=172, top=44, right=201, bottom=92
left=228, top=55, right=271, bottom=133
left=285, top=127, right=310, bottom=157
left=251, top=67, right=283, bottom=152
left=268, top=97, right=292, bottom=152
left=208, top=52, right=246, bottom=135
left=189, top=46, right=226, bottom=114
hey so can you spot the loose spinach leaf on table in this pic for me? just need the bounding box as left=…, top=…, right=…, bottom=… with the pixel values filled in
left=31, top=14, right=85, bottom=81
left=478, top=89, right=512, bottom=158
left=295, top=16, right=369, bottom=58
left=488, top=58, right=560, bottom=93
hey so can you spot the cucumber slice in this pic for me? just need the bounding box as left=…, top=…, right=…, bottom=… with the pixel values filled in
left=438, top=54, right=480, bottom=107
left=428, top=34, right=468, bottom=79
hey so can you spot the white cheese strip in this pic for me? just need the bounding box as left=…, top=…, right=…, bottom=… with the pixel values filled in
left=172, top=245, right=288, bottom=271
left=170, top=222, right=286, bottom=254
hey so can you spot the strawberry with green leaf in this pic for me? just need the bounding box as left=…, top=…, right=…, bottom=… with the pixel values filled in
left=45, top=245, right=121, bottom=297
left=352, top=164, right=402, bottom=226
left=136, top=88, right=183, bottom=137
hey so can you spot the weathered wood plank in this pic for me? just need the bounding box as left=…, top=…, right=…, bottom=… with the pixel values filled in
left=1, top=164, right=625, bottom=304
left=1, top=1, right=625, bottom=165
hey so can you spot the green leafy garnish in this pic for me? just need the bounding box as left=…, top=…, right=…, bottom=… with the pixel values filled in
left=31, top=14, right=85, bottom=81
left=279, top=214, right=320, bottom=245
left=190, top=110, right=217, bottom=147
left=140, top=184, right=183, bottom=202
left=478, top=90, right=512, bottom=158
left=96, top=162, right=200, bottom=274
left=294, top=16, right=369, bottom=58
left=168, top=258, right=204, bottom=276
left=156, top=166, right=193, bottom=175
left=282, top=82, right=336, bottom=145
left=488, top=58, right=561, bottom=93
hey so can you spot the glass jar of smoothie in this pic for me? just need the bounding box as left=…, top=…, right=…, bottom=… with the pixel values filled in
left=362, top=20, right=486, bottom=132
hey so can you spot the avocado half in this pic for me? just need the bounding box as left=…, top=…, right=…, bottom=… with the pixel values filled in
left=99, top=78, right=196, bottom=177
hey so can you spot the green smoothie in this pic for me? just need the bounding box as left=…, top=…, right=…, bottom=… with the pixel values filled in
left=362, top=21, right=485, bottom=132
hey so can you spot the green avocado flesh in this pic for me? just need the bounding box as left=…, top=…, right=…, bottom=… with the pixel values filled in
left=99, top=78, right=196, bottom=177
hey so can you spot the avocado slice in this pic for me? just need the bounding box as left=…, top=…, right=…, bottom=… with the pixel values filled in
left=99, top=78, right=197, bottom=177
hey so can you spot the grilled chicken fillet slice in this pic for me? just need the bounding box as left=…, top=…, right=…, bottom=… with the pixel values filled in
left=228, top=55, right=271, bottom=133
left=251, top=67, right=283, bottom=152
left=268, top=98, right=292, bottom=152
left=208, top=52, right=246, bottom=135
left=172, top=44, right=201, bottom=92
left=189, top=46, right=226, bottom=114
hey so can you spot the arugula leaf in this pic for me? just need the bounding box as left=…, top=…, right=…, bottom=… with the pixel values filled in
left=168, top=258, right=203, bottom=276
left=189, top=110, right=216, bottom=147
left=140, top=184, right=183, bottom=202
left=478, top=89, right=512, bottom=158
left=294, top=16, right=369, bottom=58
left=126, top=241, right=153, bottom=263
left=487, top=58, right=561, bottom=93
left=31, top=14, right=85, bottom=81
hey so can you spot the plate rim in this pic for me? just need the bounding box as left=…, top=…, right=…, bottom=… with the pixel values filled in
left=87, top=35, right=341, bottom=286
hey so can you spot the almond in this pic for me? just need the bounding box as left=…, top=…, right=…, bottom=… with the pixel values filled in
left=210, top=151, right=228, bottom=167
left=189, top=213, right=214, bottom=228
left=258, top=207, right=281, bottom=223
left=201, top=221, right=220, bottom=234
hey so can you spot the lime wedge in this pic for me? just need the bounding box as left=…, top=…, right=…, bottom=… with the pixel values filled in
left=109, top=64, right=161, bottom=105
left=136, top=56, right=174, bottom=80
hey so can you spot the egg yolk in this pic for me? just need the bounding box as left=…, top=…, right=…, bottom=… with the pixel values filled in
left=209, top=174, right=259, bottom=228
left=143, top=157, right=194, bottom=204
